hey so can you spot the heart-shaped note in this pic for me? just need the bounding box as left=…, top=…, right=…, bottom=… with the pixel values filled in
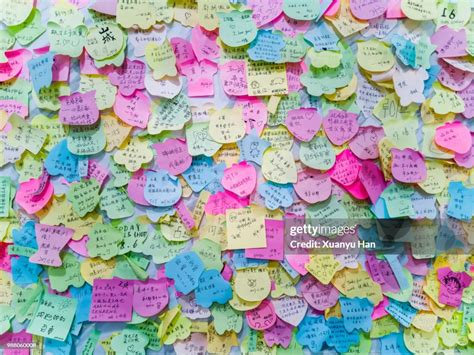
left=323, top=109, right=360, bottom=146
left=391, top=148, right=427, bottom=183
left=285, top=108, right=322, bottom=142
left=272, top=296, right=308, bottom=327
left=293, top=168, right=332, bottom=204
left=435, top=121, right=472, bottom=154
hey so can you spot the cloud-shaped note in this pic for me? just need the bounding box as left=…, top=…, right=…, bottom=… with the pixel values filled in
left=195, top=269, right=232, bottom=308
left=165, top=251, right=205, bottom=295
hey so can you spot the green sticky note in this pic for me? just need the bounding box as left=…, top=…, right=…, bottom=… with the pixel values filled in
left=67, top=120, right=106, bottom=155
left=0, top=77, right=31, bottom=105
left=27, top=292, right=77, bottom=341
left=81, top=329, right=101, bottom=355
left=67, top=179, right=100, bottom=218
left=140, top=228, right=187, bottom=264
left=0, top=304, right=14, bottom=335
left=299, top=135, right=336, bottom=170
left=7, top=8, right=45, bottom=46
left=47, top=252, right=85, bottom=292
left=110, top=160, right=132, bottom=187
left=100, top=183, right=134, bottom=220
left=32, top=81, right=70, bottom=111
left=131, top=321, right=161, bottom=351
left=211, top=303, right=243, bottom=335
left=218, top=10, right=257, bottom=47
left=87, top=223, right=123, bottom=260
left=192, top=239, right=223, bottom=271
left=12, top=283, right=42, bottom=323
left=47, top=23, right=87, bottom=58
left=0, top=177, right=11, bottom=218
left=111, top=328, right=149, bottom=355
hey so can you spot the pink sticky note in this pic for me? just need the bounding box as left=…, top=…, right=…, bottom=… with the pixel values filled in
left=459, top=82, right=474, bottom=119
left=237, top=98, right=268, bottom=135
left=272, top=14, right=311, bottom=37
left=90, top=0, right=117, bottom=15
left=0, top=49, right=29, bottom=82
left=366, top=252, right=400, bottom=293
left=359, top=160, right=387, bottom=204
left=68, top=236, right=89, bottom=257
left=287, top=62, right=305, bottom=92
left=285, top=254, right=309, bottom=276
left=431, top=26, right=467, bottom=58
left=87, top=160, right=109, bottom=187
left=89, top=278, right=134, bottom=322
left=372, top=297, right=389, bottom=320
left=181, top=59, right=217, bottom=97
left=221, top=263, right=233, bottom=281
left=294, top=169, right=331, bottom=204
left=113, top=90, right=151, bottom=128
left=133, top=278, right=169, bottom=317
left=221, top=162, right=257, bottom=198
left=170, top=37, right=197, bottom=73
left=109, top=59, right=146, bottom=96
left=0, top=243, right=11, bottom=272
left=174, top=199, right=196, bottom=230
left=246, top=299, right=277, bottom=330
left=15, top=178, right=54, bottom=214
left=204, top=191, right=249, bottom=215
left=301, top=275, right=339, bottom=311
left=343, top=178, right=369, bottom=200
left=324, top=0, right=341, bottom=16
left=59, top=91, right=100, bottom=125
left=245, top=219, right=284, bottom=261
left=153, top=138, right=192, bottom=176
left=263, top=318, right=292, bottom=348
left=404, top=247, right=429, bottom=276
left=438, top=267, right=472, bottom=307
left=52, top=55, right=70, bottom=82
left=328, top=149, right=361, bottom=187
left=248, top=0, right=283, bottom=27
left=349, top=126, right=384, bottom=160
left=386, top=0, right=405, bottom=18
left=191, top=26, right=220, bottom=63
left=0, top=330, right=32, bottom=355
left=435, top=121, right=472, bottom=154
left=322, top=109, right=360, bottom=146
left=350, top=0, right=389, bottom=20
left=219, top=60, right=248, bottom=97
left=0, top=100, right=28, bottom=117
left=454, top=134, right=474, bottom=168
left=127, top=170, right=151, bottom=206
left=80, top=51, right=114, bottom=75
left=29, top=224, right=74, bottom=267
left=438, top=60, right=474, bottom=92
left=285, top=108, right=322, bottom=142
left=391, top=148, right=427, bottom=183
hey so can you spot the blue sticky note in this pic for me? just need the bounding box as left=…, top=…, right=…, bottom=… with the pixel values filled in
left=12, top=220, right=37, bottom=248
left=146, top=205, right=175, bottom=223
left=384, top=255, right=410, bottom=291
left=385, top=299, right=417, bottom=327
left=258, top=182, right=293, bottom=210
left=339, top=297, right=373, bottom=333
left=11, top=256, right=42, bottom=286
left=326, top=317, right=360, bottom=353
left=370, top=197, right=390, bottom=219
left=423, top=64, right=440, bottom=97
left=296, top=315, right=330, bottom=353
left=232, top=250, right=268, bottom=269
left=45, top=139, right=80, bottom=183
left=447, top=181, right=474, bottom=221
left=391, top=35, right=416, bottom=68
left=248, top=30, right=285, bottom=62
left=410, top=191, right=437, bottom=219
left=70, top=284, right=92, bottom=323
left=195, top=269, right=233, bottom=308
left=304, top=21, right=339, bottom=51
left=237, top=132, right=270, bottom=166
left=44, top=334, right=73, bottom=355
left=144, top=170, right=182, bottom=207
left=182, top=156, right=216, bottom=192
left=205, top=162, right=226, bottom=194
left=28, top=52, right=54, bottom=93
left=380, top=333, right=410, bottom=355
left=165, top=251, right=205, bottom=295
left=280, top=258, right=299, bottom=279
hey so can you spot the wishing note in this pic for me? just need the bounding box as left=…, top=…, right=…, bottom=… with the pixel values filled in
left=29, top=224, right=73, bottom=267
left=165, top=251, right=204, bottom=295
left=28, top=52, right=54, bottom=93
left=323, top=109, right=359, bottom=146
left=218, top=10, right=257, bottom=48
left=59, top=91, right=99, bottom=126
left=153, top=139, right=192, bottom=176
left=87, top=223, right=123, bottom=260
left=195, top=269, right=232, bottom=308
left=146, top=39, right=177, bottom=80
left=133, top=278, right=169, bottom=317
left=144, top=170, right=182, bottom=207
left=114, top=137, right=154, bottom=172
left=245, top=219, right=284, bottom=261
left=27, top=292, right=77, bottom=341
left=391, top=148, right=427, bottom=183
left=340, top=297, right=373, bottom=332
left=246, top=61, right=288, bottom=96
left=435, top=121, right=472, bottom=154
left=438, top=267, right=472, bottom=307
left=89, top=278, right=133, bottom=322
left=222, top=162, right=257, bottom=198
left=226, top=205, right=266, bottom=250
left=7, top=113, right=47, bottom=155
left=285, top=108, right=322, bottom=142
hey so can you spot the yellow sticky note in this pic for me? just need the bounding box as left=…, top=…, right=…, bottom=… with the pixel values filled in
left=226, top=205, right=266, bottom=250
left=208, top=106, right=246, bottom=143
left=246, top=61, right=288, bottom=97
left=234, top=266, right=271, bottom=302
